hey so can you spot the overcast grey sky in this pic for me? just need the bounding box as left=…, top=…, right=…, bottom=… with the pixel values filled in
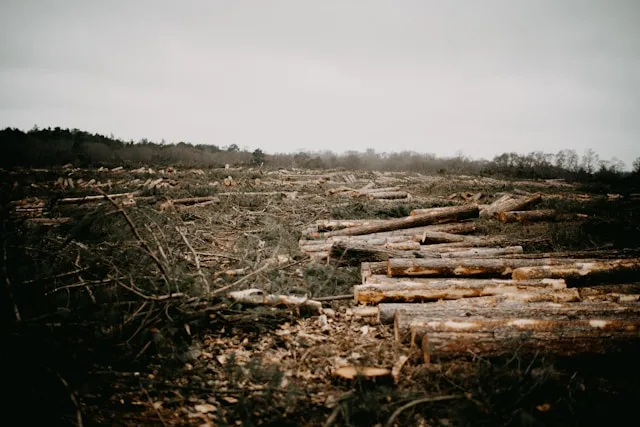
left=1, top=1, right=639, bottom=163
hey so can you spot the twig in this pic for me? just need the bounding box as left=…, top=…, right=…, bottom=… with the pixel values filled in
left=313, top=294, right=353, bottom=302
left=23, top=267, right=90, bottom=284
left=2, top=220, right=21, bottom=321
left=141, top=381, right=167, bottom=427
left=93, top=187, right=172, bottom=292
left=176, top=226, right=210, bottom=294
left=117, top=278, right=186, bottom=301
left=384, top=395, right=464, bottom=427
left=48, top=369, right=83, bottom=427
left=44, top=277, right=119, bottom=296
left=322, top=405, right=342, bottom=427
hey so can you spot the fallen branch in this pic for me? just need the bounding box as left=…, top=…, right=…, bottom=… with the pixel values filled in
left=228, top=288, right=322, bottom=313
left=176, top=226, right=210, bottom=294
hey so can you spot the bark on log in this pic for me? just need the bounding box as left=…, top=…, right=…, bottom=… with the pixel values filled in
left=315, top=219, right=388, bottom=231
left=387, top=258, right=593, bottom=278
left=418, top=231, right=479, bottom=245
left=391, top=300, right=639, bottom=345
left=410, top=318, right=640, bottom=360
left=361, top=262, right=388, bottom=283
left=227, top=289, right=322, bottom=313
left=512, top=259, right=640, bottom=282
left=480, top=193, right=542, bottom=218
left=318, top=204, right=480, bottom=238
left=497, top=209, right=556, bottom=224
left=329, top=241, right=419, bottom=265
left=355, top=278, right=565, bottom=305
left=303, top=221, right=477, bottom=240
left=409, top=206, right=468, bottom=216
left=386, top=241, right=422, bottom=250
left=58, top=191, right=140, bottom=204
left=380, top=291, right=583, bottom=326
left=387, top=298, right=640, bottom=325
left=437, top=246, right=524, bottom=258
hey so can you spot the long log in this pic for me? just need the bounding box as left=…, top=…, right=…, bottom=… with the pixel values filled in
left=416, top=238, right=509, bottom=253
left=512, top=259, right=640, bottom=282
left=437, top=246, right=524, bottom=258
left=329, top=241, right=419, bottom=265
left=409, top=206, right=468, bottom=216
left=170, top=196, right=221, bottom=205
left=315, top=219, right=388, bottom=231
left=358, top=186, right=402, bottom=195
left=392, top=300, right=639, bottom=343
left=411, top=318, right=640, bottom=360
left=58, top=191, right=140, bottom=204
left=303, top=221, right=477, bottom=239
left=318, top=204, right=480, bottom=238
left=497, top=209, right=556, bottom=224
left=355, top=278, right=567, bottom=304
left=380, top=295, right=627, bottom=324
left=367, top=191, right=408, bottom=200
left=480, top=193, right=542, bottom=218
left=387, top=258, right=591, bottom=278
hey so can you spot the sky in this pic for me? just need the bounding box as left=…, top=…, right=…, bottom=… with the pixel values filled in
left=1, top=0, right=639, bottom=164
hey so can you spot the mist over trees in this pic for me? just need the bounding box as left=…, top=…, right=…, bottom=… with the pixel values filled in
left=1, top=126, right=637, bottom=183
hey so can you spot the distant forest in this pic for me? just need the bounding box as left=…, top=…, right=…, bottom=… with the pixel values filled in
left=2, top=126, right=639, bottom=182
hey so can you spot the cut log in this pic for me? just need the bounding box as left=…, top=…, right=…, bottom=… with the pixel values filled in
left=387, top=298, right=640, bottom=324
left=411, top=318, right=640, bottom=359
left=329, top=241, right=420, bottom=265
left=367, top=191, right=408, bottom=200
left=361, top=262, right=388, bottom=283
left=358, top=186, right=401, bottom=195
left=497, top=209, right=556, bottom=224
left=315, top=219, right=389, bottom=232
left=409, top=206, right=468, bottom=217
left=512, top=259, right=640, bottom=282
left=387, top=258, right=590, bottom=278
left=385, top=241, right=422, bottom=251
left=381, top=296, right=573, bottom=324
left=418, top=231, right=478, bottom=245
left=579, top=284, right=640, bottom=298
left=392, top=299, right=639, bottom=343
left=170, top=196, right=221, bottom=205
left=318, top=204, right=480, bottom=238
left=227, top=289, right=322, bottom=313
left=480, top=193, right=542, bottom=218
left=355, top=277, right=565, bottom=304
left=302, top=221, right=477, bottom=240
left=437, top=246, right=524, bottom=258
left=350, top=306, right=379, bottom=318
left=58, top=191, right=140, bottom=204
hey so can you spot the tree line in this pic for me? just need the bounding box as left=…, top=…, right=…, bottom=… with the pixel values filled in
left=1, top=126, right=638, bottom=182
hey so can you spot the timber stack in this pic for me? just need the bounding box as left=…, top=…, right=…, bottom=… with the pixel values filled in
left=299, top=194, right=640, bottom=363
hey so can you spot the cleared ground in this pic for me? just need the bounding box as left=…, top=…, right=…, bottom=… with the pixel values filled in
left=2, top=165, right=639, bottom=426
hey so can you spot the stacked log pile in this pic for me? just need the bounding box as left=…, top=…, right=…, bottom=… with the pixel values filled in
left=300, top=195, right=640, bottom=361
left=325, top=182, right=412, bottom=200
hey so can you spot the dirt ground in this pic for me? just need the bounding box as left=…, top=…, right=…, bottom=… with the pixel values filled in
left=2, top=165, right=639, bottom=426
